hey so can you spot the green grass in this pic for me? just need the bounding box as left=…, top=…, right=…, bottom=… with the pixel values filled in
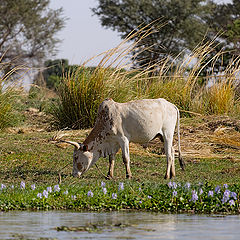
left=0, top=127, right=240, bottom=213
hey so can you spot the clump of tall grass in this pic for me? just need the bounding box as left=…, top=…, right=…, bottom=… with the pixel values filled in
left=51, top=24, right=240, bottom=129
left=0, top=59, right=28, bottom=130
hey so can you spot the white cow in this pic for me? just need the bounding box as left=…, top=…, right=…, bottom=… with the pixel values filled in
left=64, top=98, right=185, bottom=179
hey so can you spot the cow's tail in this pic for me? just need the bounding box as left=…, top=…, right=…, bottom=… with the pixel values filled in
left=176, top=106, right=185, bottom=170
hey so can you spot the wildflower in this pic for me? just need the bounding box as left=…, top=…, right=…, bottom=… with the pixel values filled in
left=222, top=190, right=230, bottom=204
left=173, top=190, right=177, bottom=197
left=139, top=201, right=142, bottom=204
left=37, top=193, right=42, bottom=198
left=101, top=181, right=106, bottom=188
left=147, top=195, right=152, bottom=199
left=119, top=182, right=124, bottom=191
left=71, top=195, right=76, bottom=200
left=63, top=190, right=69, bottom=195
left=168, top=181, right=173, bottom=188
left=223, top=184, right=228, bottom=189
left=1, top=184, right=6, bottom=190
left=191, top=190, right=198, bottom=203
left=185, top=182, right=191, bottom=190
left=229, top=200, right=235, bottom=206
left=31, top=184, right=36, bottom=190
left=224, top=189, right=230, bottom=198
left=87, top=190, right=93, bottom=197
left=11, top=185, right=14, bottom=189
left=112, top=193, right=117, bottom=199
left=20, top=181, right=25, bottom=189
left=47, top=187, right=52, bottom=193
left=199, top=188, right=203, bottom=195
left=208, top=191, right=214, bottom=197
left=54, top=185, right=60, bottom=192
left=215, top=185, right=221, bottom=194
left=139, top=187, right=142, bottom=191
left=43, top=190, right=48, bottom=198
left=102, top=187, right=107, bottom=195
left=230, top=192, right=237, bottom=200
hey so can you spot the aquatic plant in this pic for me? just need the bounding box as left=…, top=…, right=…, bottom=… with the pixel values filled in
left=0, top=181, right=239, bottom=213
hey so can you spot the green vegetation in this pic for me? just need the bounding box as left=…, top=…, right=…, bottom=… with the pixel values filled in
left=0, top=17, right=240, bottom=213
left=0, top=116, right=240, bottom=213
left=1, top=180, right=240, bottom=213
left=50, top=38, right=240, bottom=129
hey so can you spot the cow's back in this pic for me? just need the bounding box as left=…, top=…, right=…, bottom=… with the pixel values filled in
left=115, top=98, right=178, bottom=143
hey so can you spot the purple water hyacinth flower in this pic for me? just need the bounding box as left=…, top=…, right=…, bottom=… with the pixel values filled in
left=172, top=182, right=177, bottom=189
left=102, top=187, right=107, bottom=195
left=101, top=181, right=106, bottom=188
left=54, top=185, right=60, bottom=192
left=173, top=190, right=177, bottom=197
left=43, top=190, right=48, bottom=198
left=20, top=181, right=25, bottom=189
left=230, top=192, right=237, bottom=200
left=87, top=190, right=93, bottom=197
left=223, top=184, right=228, bottom=189
left=47, top=187, right=52, bottom=193
left=191, top=190, right=198, bottom=202
left=199, top=188, right=203, bottom=195
left=222, top=189, right=231, bottom=204
left=112, top=193, right=117, bottom=199
left=224, top=189, right=230, bottom=198
left=71, top=195, right=76, bottom=200
left=229, top=200, right=235, bottom=206
left=1, top=184, right=6, bottom=190
left=37, top=193, right=42, bottom=198
left=215, top=186, right=221, bottom=194
left=31, top=184, right=36, bottom=190
left=119, top=182, right=124, bottom=191
left=185, top=182, right=191, bottom=190
left=208, top=191, right=214, bottom=197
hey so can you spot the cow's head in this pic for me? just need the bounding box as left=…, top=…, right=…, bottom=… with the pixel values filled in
left=63, top=141, right=93, bottom=177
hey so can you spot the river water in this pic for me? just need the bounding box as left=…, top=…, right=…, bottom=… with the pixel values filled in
left=0, top=211, right=240, bottom=239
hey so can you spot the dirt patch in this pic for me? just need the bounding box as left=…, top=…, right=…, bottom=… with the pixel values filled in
left=145, top=116, right=240, bottom=161
left=8, top=113, right=240, bottom=162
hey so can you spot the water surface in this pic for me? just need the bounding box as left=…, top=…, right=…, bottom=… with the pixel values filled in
left=0, top=211, right=239, bottom=239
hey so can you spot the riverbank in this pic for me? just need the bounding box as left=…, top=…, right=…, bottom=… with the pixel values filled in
left=1, top=109, right=240, bottom=213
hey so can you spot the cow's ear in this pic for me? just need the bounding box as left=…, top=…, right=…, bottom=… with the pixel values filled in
left=82, top=145, right=88, bottom=152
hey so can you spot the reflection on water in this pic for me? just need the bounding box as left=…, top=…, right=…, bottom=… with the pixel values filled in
left=0, top=211, right=240, bottom=240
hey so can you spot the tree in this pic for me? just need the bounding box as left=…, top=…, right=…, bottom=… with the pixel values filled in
left=197, top=0, right=240, bottom=76
left=92, top=0, right=216, bottom=68
left=0, top=0, right=65, bottom=73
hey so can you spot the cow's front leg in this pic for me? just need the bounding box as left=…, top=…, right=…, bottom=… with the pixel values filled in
left=107, top=154, right=115, bottom=179
left=120, top=137, right=132, bottom=179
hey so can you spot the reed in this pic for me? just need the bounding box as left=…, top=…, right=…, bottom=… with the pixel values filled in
left=51, top=25, right=240, bottom=129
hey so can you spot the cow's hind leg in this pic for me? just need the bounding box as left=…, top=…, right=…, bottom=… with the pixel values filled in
left=107, top=154, right=115, bottom=179
left=163, top=132, right=175, bottom=179
left=120, top=137, right=132, bottom=179
left=170, top=147, right=175, bottom=179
